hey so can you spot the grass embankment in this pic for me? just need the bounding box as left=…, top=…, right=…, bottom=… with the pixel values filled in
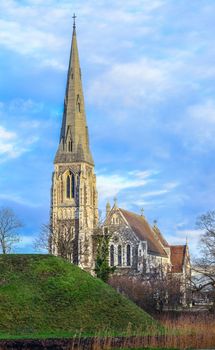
left=0, top=255, right=159, bottom=339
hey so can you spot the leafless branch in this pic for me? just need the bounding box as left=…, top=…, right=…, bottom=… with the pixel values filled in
left=0, top=207, right=23, bottom=254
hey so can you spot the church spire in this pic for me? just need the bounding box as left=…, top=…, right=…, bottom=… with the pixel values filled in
left=55, top=16, right=94, bottom=165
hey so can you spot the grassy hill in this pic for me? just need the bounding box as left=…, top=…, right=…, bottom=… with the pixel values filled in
left=0, top=255, right=160, bottom=339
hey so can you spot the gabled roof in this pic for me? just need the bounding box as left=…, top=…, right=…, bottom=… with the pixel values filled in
left=170, top=245, right=187, bottom=273
left=119, top=209, right=168, bottom=257
left=153, top=225, right=169, bottom=248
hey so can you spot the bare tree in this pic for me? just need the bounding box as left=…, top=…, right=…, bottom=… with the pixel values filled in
left=34, top=223, right=52, bottom=253
left=191, top=211, right=215, bottom=304
left=35, top=221, right=76, bottom=262
left=53, top=220, right=76, bottom=261
left=0, top=207, right=23, bottom=254
left=109, top=269, right=184, bottom=314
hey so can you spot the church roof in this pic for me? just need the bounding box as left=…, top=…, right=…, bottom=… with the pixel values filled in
left=153, top=225, right=169, bottom=248
left=119, top=209, right=168, bottom=257
left=54, top=20, right=94, bottom=165
left=170, top=245, right=187, bottom=273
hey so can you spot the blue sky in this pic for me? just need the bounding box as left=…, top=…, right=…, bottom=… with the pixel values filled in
left=0, top=0, right=215, bottom=256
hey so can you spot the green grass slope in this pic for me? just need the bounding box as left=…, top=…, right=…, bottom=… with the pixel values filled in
left=0, top=255, right=159, bottom=338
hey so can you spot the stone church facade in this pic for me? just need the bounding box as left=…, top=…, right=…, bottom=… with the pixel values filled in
left=50, top=20, right=190, bottom=284
left=104, top=201, right=190, bottom=282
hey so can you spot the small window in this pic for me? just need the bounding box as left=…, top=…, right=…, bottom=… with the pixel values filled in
left=77, top=95, right=81, bottom=112
left=127, top=244, right=131, bottom=266
left=110, top=245, right=114, bottom=266
left=118, top=245, right=122, bottom=266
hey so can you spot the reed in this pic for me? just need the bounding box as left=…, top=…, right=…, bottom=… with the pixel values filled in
left=90, top=312, right=215, bottom=349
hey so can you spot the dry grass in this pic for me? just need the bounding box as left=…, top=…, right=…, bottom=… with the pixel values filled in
left=90, top=312, right=215, bottom=349
left=0, top=313, right=214, bottom=349
left=158, top=311, right=215, bottom=335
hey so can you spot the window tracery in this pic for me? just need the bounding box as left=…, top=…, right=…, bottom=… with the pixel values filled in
left=66, top=171, right=75, bottom=199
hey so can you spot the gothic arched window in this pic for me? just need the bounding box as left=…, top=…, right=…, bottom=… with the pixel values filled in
left=66, top=175, right=71, bottom=198
left=110, top=245, right=114, bottom=266
left=71, top=173, right=75, bottom=198
left=68, top=140, right=73, bottom=152
left=118, top=245, right=122, bottom=266
left=126, top=244, right=131, bottom=266
left=66, top=172, right=75, bottom=199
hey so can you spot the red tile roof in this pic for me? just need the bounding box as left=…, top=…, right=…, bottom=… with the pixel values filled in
left=170, top=245, right=187, bottom=273
left=120, top=209, right=167, bottom=257
left=153, top=226, right=169, bottom=247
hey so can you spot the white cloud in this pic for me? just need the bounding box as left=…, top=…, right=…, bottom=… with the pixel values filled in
left=0, top=19, right=63, bottom=55
left=0, top=125, right=33, bottom=162
left=40, top=58, right=67, bottom=71
left=88, top=58, right=173, bottom=107
left=97, top=170, right=153, bottom=200
left=0, top=125, right=19, bottom=159
left=0, top=99, right=43, bottom=162
left=19, top=235, right=35, bottom=248
left=172, top=99, right=215, bottom=151
left=97, top=170, right=178, bottom=211
left=0, top=125, right=16, bottom=140
left=167, top=229, right=203, bottom=257
left=7, top=99, right=44, bottom=114
left=188, top=99, right=215, bottom=124
left=138, top=182, right=179, bottom=198
left=0, top=193, right=41, bottom=207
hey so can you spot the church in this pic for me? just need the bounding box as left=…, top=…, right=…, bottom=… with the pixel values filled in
left=50, top=18, right=190, bottom=286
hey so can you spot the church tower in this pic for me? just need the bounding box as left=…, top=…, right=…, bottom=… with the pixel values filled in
left=51, top=17, right=98, bottom=273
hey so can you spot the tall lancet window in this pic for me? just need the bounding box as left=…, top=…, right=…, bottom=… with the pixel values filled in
left=66, top=175, right=71, bottom=198
left=68, top=140, right=73, bottom=152
left=126, top=244, right=131, bottom=266
left=71, top=173, right=75, bottom=198
left=110, top=245, right=114, bottom=267
left=66, top=171, right=75, bottom=199
left=118, top=245, right=122, bottom=266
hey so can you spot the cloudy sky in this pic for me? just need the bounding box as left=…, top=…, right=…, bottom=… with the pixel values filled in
left=0, top=0, right=214, bottom=256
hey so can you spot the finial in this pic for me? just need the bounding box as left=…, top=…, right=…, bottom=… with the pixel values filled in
left=106, top=200, right=111, bottom=208
left=141, top=208, right=145, bottom=217
left=73, top=13, right=77, bottom=29
left=186, top=235, right=188, bottom=245
left=153, top=219, right=158, bottom=227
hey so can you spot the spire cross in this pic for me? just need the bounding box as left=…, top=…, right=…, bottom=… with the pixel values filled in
left=73, top=13, right=77, bottom=29
left=141, top=208, right=144, bottom=217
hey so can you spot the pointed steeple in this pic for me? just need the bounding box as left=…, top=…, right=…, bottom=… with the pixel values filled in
left=55, top=16, right=94, bottom=165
